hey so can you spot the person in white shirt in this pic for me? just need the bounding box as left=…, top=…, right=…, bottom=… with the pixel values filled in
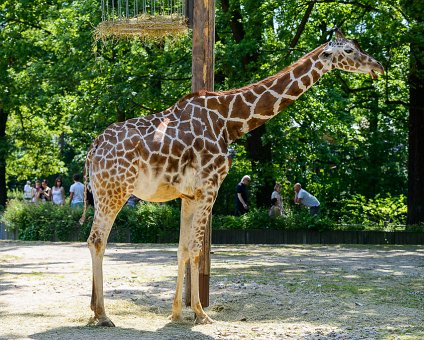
left=24, top=181, right=32, bottom=201
left=294, top=183, right=320, bottom=216
left=51, top=178, right=65, bottom=205
left=69, top=174, right=85, bottom=208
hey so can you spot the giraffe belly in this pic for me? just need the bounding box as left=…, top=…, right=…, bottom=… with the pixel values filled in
left=138, top=184, right=182, bottom=202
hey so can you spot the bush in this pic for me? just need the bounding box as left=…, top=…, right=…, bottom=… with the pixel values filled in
left=333, top=194, right=407, bottom=231
left=2, top=194, right=417, bottom=243
left=1, top=200, right=180, bottom=242
left=212, top=207, right=335, bottom=231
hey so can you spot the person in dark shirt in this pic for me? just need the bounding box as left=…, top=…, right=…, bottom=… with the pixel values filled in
left=235, top=175, right=251, bottom=216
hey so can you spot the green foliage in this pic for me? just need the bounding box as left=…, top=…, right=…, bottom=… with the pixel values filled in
left=333, top=194, right=407, bottom=230
left=1, top=200, right=180, bottom=243
left=0, top=0, right=418, bottom=224
left=212, top=207, right=335, bottom=232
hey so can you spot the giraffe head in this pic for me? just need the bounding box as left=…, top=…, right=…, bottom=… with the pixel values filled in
left=318, top=28, right=384, bottom=79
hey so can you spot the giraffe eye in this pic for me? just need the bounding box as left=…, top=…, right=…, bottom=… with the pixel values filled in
left=322, top=51, right=332, bottom=58
left=345, top=48, right=353, bottom=53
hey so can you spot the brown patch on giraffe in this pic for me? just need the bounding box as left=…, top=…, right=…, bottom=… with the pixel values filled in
left=293, top=59, right=312, bottom=79
left=301, top=75, right=311, bottom=88
left=286, top=81, right=303, bottom=98
left=138, top=144, right=150, bottom=160
left=243, top=90, right=257, bottom=104
left=193, top=137, right=205, bottom=152
left=230, top=95, right=251, bottom=120
left=166, top=157, right=179, bottom=173
left=160, top=137, right=171, bottom=155
left=206, top=97, right=221, bottom=111
left=181, top=149, right=196, bottom=172
left=170, top=140, right=185, bottom=158
left=200, top=150, right=214, bottom=166
left=150, top=153, right=167, bottom=176
left=315, top=61, right=324, bottom=70
left=269, top=73, right=291, bottom=93
left=247, top=117, right=265, bottom=131
left=254, top=92, right=278, bottom=116
left=311, top=69, right=320, bottom=82
left=226, top=121, right=244, bottom=141
left=215, top=96, right=233, bottom=117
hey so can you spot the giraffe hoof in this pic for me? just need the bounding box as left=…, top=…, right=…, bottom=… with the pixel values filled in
left=96, top=317, right=115, bottom=327
left=168, top=313, right=183, bottom=322
left=194, top=314, right=214, bottom=325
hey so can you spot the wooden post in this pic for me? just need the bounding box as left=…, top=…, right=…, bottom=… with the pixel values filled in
left=185, top=0, right=215, bottom=308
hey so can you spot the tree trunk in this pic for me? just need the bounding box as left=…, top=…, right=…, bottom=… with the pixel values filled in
left=0, top=107, right=9, bottom=207
left=407, top=30, right=424, bottom=225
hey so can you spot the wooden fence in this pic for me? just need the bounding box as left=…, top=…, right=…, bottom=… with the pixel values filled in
left=211, top=229, right=424, bottom=245
left=2, top=224, right=423, bottom=245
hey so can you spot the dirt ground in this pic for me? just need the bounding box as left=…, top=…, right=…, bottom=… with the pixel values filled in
left=0, top=241, right=423, bottom=340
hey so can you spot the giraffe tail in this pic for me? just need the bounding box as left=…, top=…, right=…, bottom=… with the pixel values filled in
left=79, top=143, right=95, bottom=225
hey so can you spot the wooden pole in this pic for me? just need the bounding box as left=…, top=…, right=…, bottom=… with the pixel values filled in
left=185, top=0, right=215, bottom=308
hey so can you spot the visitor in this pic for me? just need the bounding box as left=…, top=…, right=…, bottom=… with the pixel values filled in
left=51, top=178, right=65, bottom=205
left=32, top=180, right=42, bottom=203
left=126, top=194, right=140, bottom=208
left=269, top=197, right=281, bottom=218
left=271, top=183, right=284, bottom=216
left=24, top=181, right=32, bottom=201
left=69, top=174, right=84, bottom=208
left=39, top=179, right=51, bottom=202
left=235, top=175, right=251, bottom=216
left=294, top=183, right=320, bottom=216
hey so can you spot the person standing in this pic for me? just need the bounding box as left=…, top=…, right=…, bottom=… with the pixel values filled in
left=69, top=174, right=84, bottom=208
left=235, top=175, right=251, bottom=216
left=271, top=183, right=284, bottom=216
left=32, top=180, right=42, bottom=203
left=294, top=183, right=320, bottom=216
left=24, top=181, right=32, bottom=201
left=39, top=179, right=51, bottom=202
left=51, top=178, right=65, bottom=205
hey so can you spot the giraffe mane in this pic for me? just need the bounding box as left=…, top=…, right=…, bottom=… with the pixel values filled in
left=178, top=43, right=327, bottom=103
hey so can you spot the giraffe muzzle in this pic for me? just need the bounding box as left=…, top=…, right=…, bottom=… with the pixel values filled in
left=369, top=62, right=385, bottom=79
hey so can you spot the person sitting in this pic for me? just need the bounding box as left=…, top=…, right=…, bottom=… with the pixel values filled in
left=269, top=197, right=281, bottom=218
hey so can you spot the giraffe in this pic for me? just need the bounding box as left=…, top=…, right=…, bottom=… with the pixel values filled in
left=83, top=29, right=384, bottom=326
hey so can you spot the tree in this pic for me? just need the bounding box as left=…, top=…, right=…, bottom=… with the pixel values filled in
left=402, top=0, right=424, bottom=225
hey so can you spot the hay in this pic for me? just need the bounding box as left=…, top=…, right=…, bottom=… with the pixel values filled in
left=95, top=14, right=188, bottom=40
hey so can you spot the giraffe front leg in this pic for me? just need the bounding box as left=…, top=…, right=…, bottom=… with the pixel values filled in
left=169, top=198, right=193, bottom=322
left=169, top=245, right=189, bottom=322
left=87, top=213, right=116, bottom=327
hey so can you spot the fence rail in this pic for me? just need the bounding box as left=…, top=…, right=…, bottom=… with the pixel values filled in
left=2, top=225, right=423, bottom=245
left=211, top=229, right=424, bottom=245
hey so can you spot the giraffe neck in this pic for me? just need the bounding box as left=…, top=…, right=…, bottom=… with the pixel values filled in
left=210, top=43, right=329, bottom=143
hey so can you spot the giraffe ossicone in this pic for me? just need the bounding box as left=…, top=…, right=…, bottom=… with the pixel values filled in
left=83, top=29, right=384, bottom=326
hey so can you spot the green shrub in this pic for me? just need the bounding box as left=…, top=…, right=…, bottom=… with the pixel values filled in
left=212, top=207, right=335, bottom=231
left=1, top=200, right=180, bottom=242
left=334, top=194, right=407, bottom=230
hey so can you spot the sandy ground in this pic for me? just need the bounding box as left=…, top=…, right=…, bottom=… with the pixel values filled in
left=0, top=241, right=423, bottom=340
